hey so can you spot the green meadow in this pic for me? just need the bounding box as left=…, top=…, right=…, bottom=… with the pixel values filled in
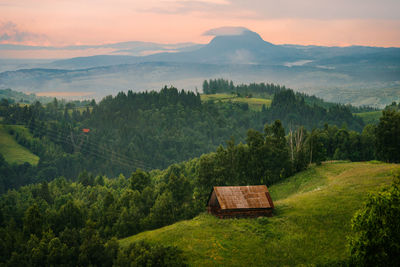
left=120, top=161, right=399, bottom=266
left=354, top=110, right=382, bottom=125
left=0, top=124, right=39, bottom=165
left=201, top=93, right=271, bottom=111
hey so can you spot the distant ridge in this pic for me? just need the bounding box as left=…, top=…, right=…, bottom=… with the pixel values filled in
left=0, top=27, right=399, bottom=106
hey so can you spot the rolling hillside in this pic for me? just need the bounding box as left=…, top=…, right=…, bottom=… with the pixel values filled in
left=0, top=125, right=39, bottom=165
left=120, top=161, right=399, bottom=266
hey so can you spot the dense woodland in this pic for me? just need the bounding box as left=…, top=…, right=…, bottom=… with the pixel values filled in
left=0, top=83, right=370, bottom=192
left=0, top=112, right=399, bottom=265
left=1, top=83, right=400, bottom=265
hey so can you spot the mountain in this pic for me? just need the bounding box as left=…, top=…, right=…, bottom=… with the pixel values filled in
left=48, top=29, right=400, bottom=68
left=142, top=29, right=304, bottom=64
left=0, top=41, right=203, bottom=70
left=49, top=29, right=305, bottom=67
left=194, top=29, right=303, bottom=63
left=48, top=55, right=141, bottom=69
left=0, top=27, right=399, bottom=106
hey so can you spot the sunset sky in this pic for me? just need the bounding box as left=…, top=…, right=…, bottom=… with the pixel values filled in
left=1, top=0, right=399, bottom=49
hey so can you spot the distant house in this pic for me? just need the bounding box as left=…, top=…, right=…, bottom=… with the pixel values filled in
left=207, top=185, right=274, bottom=218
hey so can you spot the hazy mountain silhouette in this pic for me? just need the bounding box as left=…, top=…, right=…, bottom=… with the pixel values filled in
left=49, top=28, right=400, bottom=70
left=1, top=27, right=399, bottom=107
left=50, top=29, right=304, bottom=68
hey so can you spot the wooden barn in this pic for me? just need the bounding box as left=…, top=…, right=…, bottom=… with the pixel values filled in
left=207, top=185, right=274, bottom=218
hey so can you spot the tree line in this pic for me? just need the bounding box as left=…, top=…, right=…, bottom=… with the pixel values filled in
left=202, top=78, right=376, bottom=113
left=1, top=84, right=398, bottom=193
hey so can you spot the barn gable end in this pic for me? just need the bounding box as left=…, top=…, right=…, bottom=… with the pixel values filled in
left=207, top=185, right=274, bottom=218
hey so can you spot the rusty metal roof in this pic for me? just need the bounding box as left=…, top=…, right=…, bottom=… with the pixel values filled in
left=213, top=185, right=273, bottom=210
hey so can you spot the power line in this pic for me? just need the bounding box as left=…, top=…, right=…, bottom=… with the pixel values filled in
left=24, top=120, right=153, bottom=171
left=13, top=97, right=250, bottom=171
left=32, top=128, right=140, bottom=170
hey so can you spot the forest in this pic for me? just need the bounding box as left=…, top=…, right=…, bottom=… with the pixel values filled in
left=1, top=83, right=400, bottom=266
left=202, top=78, right=377, bottom=113
left=0, top=110, right=399, bottom=265
left=0, top=83, right=371, bottom=192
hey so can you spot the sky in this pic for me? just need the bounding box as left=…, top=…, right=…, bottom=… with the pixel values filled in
left=0, top=0, right=399, bottom=54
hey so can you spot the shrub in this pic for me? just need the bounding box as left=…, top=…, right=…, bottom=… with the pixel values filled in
left=348, top=172, right=400, bottom=266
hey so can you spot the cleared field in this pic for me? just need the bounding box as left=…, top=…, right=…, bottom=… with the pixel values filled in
left=120, top=161, right=398, bottom=266
left=201, top=94, right=271, bottom=111
left=0, top=125, right=39, bottom=165
left=354, top=110, right=382, bottom=125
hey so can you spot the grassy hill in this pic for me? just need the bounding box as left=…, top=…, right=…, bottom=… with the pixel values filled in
left=0, top=124, right=39, bottom=165
left=201, top=93, right=271, bottom=111
left=120, top=161, right=399, bottom=266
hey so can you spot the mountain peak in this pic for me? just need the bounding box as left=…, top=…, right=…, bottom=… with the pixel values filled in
left=202, top=26, right=273, bottom=49
left=206, top=28, right=273, bottom=51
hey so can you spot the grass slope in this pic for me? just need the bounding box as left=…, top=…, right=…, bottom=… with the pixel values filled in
left=120, top=162, right=399, bottom=266
left=201, top=94, right=271, bottom=111
left=0, top=125, right=39, bottom=165
left=354, top=110, right=382, bottom=125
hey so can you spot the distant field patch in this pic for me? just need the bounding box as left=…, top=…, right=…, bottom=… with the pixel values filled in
left=354, top=111, right=382, bottom=125
left=201, top=93, right=271, bottom=111
left=36, top=91, right=94, bottom=97
left=0, top=125, right=39, bottom=165
left=200, top=93, right=236, bottom=101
